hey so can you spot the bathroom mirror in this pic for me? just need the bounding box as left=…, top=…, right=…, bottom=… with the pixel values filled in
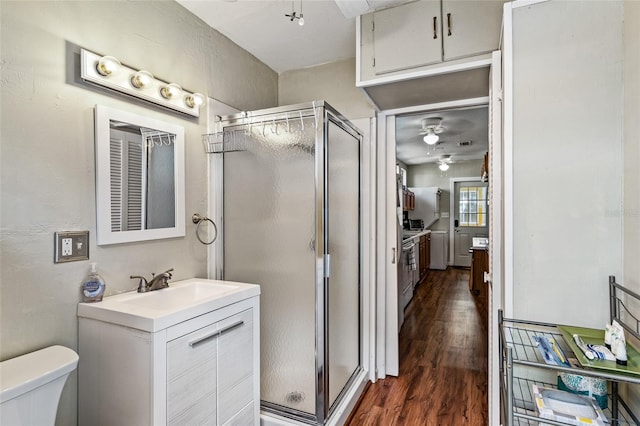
left=94, top=105, right=185, bottom=245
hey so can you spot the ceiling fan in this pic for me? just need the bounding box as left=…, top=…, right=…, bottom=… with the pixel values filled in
left=438, top=154, right=453, bottom=171
left=419, top=117, right=445, bottom=145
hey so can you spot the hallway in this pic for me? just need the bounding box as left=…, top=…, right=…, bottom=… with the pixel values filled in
left=347, top=268, right=488, bottom=425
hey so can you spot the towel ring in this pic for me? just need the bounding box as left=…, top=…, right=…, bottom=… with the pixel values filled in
left=192, top=213, right=218, bottom=245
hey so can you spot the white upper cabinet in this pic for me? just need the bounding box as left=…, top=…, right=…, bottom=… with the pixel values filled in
left=373, top=1, right=442, bottom=74
left=441, top=0, right=504, bottom=62
left=359, top=0, right=505, bottom=84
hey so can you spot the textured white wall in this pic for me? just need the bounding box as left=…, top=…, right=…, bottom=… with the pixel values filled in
left=624, top=1, right=640, bottom=293
left=0, top=2, right=277, bottom=425
left=511, top=2, right=623, bottom=327
left=278, top=58, right=376, bottom=120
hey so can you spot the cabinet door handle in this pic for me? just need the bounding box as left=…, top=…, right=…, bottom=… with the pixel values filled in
left=433, top=16, right=438, bottom=39
left=447, top=13, right=452, bottom=36
left=218, top=319, right=245, bottom=335
left=392, top=247, right=396, bottom=264
left=188, top=320, right=245, bottom=348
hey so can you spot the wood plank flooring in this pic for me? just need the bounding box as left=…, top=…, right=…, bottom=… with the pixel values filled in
left=347, top=268, right=488, bottom=426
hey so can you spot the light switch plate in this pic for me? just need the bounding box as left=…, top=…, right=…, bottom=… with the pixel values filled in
left=54, top=231, right=89, bottom=263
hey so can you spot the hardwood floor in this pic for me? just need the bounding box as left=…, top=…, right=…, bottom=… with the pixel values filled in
left=347, top=268, right=488, bottom=426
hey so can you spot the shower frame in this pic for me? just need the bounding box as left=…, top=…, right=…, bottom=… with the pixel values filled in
left=216, top=101, right=364, bottom=425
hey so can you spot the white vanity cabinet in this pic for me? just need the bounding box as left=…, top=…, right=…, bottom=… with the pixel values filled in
left=166, top=307, right=255, bottom=425
left=358, top=0, right=505, bottom=83
left=78, top=279, right=260, bottom=426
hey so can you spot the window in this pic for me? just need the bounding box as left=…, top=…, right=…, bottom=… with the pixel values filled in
left=459, top=186, right=487, bottom=227
left=396, top=164, right=407, bottom=187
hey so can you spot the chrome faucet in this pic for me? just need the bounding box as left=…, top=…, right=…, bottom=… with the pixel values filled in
left=148, top=268, right=173, bottom=291
left=130, top=268, right=174, bottom=293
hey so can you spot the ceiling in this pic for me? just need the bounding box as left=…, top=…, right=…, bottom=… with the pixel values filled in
left=177, top=0, right=489, bottom=166
left=395, top=106, right=488, bottom=165
left=177, top=0, right=409, bottom=74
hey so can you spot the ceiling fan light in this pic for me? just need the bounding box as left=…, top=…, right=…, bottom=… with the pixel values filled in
left=439, top=162, right=449, bottom=171
left=423, top=129, right=439, bottom=145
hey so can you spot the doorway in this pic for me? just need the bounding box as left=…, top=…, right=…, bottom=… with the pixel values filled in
left=378, top=98, right=489, bottom=377
left=376, top=51, right=503, bottom=425
left=452, top=179, right=488, bottom=267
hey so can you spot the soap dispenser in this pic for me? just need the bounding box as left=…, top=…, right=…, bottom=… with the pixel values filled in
left=81, top=262, right=106, bottom=302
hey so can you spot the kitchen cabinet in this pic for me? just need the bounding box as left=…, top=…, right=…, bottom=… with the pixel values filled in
left=469, top=247, right=488, bottom=326
left=402, top=189, right=415, bottom=211
left=359, top=0, right=504, bottom=82
left=481, top=151, right=488, bottom=182
left=419, top=233, right=430, bottom=281
left=78, top=295, right=260, bottom=425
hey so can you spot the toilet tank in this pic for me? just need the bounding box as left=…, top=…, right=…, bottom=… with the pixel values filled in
left=0, top=345, right=78, bottom=426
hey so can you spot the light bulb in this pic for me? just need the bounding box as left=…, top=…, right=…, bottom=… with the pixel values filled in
left=185, top=93, right=205, bottom=108
left=439, top=162, right=449, bottom=171
left=130, top=70, right=154, bottom=89
left=96, top=56, right=120, bottom=76
left=423, top=129, right=439, bottom=145
left=299, top=14, right=304, bottom=26
left=161, top=83, right=182, bottom=99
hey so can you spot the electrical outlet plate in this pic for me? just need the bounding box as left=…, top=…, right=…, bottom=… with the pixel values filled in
left=54, top=231, right=89, bottom=263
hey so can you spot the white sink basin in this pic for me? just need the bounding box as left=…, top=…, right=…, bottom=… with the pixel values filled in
left=78, top=278, right=260, bottom=332
left=117, top=281, right=238, bottom=310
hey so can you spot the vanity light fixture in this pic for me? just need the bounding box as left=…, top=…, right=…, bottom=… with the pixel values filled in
left=80, top=48, right=204, bottom=117
left=185, top=93, right=205, bottom=109
left=130, top=70, right=154, bottom=89
left=160, top=83, right=182, bottom=99
left=96, top=56, right=120, bottom=76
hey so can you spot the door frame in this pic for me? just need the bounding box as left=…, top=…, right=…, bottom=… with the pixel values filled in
left=488, top=49, right=504, bottom=426
left=376, top=96, right=489, bottom=378
left=449, top=177, right=488, bottom=268
left=207, top=98, right=240, bottom=280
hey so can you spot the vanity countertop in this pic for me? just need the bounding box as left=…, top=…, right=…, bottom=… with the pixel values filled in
left=77, top=278, right=260, bottom=332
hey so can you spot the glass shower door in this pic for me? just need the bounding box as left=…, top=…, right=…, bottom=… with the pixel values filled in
left=219, top=102, right=363, bottom=424
left=223, top=116, right=318, bottom=416
left=326, top=117, right=361, bottom=411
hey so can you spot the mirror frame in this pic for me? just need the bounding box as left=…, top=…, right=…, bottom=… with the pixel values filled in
left=94, top=104, right=186, bottom=245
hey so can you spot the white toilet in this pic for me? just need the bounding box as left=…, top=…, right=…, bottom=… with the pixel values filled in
left=0, top=345, right=78, bottom=426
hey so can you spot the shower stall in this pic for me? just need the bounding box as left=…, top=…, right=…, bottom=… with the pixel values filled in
left=208, top=101, right=363, bottom=424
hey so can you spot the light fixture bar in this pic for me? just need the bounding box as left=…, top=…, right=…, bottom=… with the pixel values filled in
left=80, top=48, right=203, bottom=118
